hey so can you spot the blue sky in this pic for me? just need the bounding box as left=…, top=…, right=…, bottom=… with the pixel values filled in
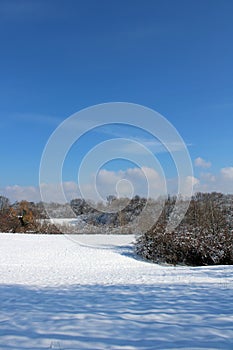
left=0, top=0, right=233, bottom=202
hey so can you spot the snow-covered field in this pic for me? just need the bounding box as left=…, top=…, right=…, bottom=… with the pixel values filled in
left=0, top=233, right=233, bottom=350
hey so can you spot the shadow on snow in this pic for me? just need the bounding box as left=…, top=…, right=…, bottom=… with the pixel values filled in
left=0, top=283, right=233, bottom=350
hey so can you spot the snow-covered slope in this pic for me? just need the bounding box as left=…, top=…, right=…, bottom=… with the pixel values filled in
left=0, top=233, right=233, bottom=349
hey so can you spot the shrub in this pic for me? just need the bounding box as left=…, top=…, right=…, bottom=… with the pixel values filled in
left=0, top=207, right=21, bottom=233
left=136, top=193, right=233, bottom=266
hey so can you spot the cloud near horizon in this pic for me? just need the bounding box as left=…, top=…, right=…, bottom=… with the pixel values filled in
left=1, top=166, right=233, bottom=204
left=221, top=167, right=233, bottom=179
left=80, top=167, right=167, bottom=202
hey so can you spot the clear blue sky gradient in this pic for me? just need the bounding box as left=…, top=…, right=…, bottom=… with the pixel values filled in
left=0, top=0, right=232, bottom=193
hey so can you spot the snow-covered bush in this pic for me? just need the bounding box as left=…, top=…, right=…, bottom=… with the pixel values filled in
left=136, top=225, right=233, bottom=266
left=136, top=193, right=233, bottom=266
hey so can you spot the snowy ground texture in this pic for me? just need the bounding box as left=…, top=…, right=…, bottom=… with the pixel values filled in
left=0, top=234, right=233, bottom=350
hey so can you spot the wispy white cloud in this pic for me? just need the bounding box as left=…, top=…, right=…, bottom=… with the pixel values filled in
left=7, top=112, right=61, bottom=126
left=1, top=185, right=41, bottom=203
left=194, top=157, right=212, bottom=169
left=2, top=164, right=233, bottom=204
left=182, top=176, right=200, bottom=197
left=97, top=125, right=191, bottom=155
left=1, top=167, right=166, bottom=203
left=195, top=167, right=233, bottom=194
left=221, top=167, right=233, bottom=179
left=1, top=182, right=80, bottom=204
left=80, top=167, right=167, bottom=202
left=199, top=172, right=216, bottom=182
left=167, top=175, right=199, bottom=198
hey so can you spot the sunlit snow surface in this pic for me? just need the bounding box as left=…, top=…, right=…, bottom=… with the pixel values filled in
left=0, top=233, right=232, bottom=349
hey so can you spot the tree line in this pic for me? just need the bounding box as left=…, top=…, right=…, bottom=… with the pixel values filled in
left=0, top=195, right=150, bottom=233
left=0, top=192, right=233, bottom=266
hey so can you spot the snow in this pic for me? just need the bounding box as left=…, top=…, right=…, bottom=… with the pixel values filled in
left=0, top=233, right=233, bottom=349
left=46, top=218, right=84, bottom=226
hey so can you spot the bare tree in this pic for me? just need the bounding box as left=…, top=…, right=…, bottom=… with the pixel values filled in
left=0, top=196, right=10, bottom=211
